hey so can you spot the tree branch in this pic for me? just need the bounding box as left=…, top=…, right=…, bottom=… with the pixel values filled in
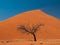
left=32, top=24, right=44, bottom=33
left=18, top=25, right=31, bottom=33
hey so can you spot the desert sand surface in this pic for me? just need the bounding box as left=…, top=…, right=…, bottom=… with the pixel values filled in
left=0, top=10, right=60, bottom=45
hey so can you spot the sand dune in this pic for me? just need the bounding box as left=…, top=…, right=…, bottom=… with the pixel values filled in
left=0, top=10, right=60, bottom=41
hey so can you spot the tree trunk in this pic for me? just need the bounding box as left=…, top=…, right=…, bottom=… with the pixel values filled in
left=32, top=33, right=36, bottom=41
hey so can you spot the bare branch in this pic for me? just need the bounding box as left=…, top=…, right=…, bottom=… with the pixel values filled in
left=18, top=25, right=31, bottom=33
left=32, top=24, right=44, bottom=33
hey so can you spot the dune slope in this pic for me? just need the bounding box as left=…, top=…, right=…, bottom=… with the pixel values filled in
left=0, top=10, right=60, bottom=40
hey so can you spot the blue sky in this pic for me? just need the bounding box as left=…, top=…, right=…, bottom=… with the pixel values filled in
left=0, top=0, right=60, bottom=21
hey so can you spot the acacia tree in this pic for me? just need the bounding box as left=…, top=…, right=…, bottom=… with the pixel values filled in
left=18, top=24, right=44, bottom=41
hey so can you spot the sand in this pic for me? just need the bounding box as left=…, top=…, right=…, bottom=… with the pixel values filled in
left=0, top=10, right=60, bottom=45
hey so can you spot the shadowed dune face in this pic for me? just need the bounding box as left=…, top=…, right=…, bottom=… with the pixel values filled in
left=0, top=10, right=60, bottom=40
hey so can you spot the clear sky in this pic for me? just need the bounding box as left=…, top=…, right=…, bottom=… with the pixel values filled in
left=0, top=0, right=60, bottom=21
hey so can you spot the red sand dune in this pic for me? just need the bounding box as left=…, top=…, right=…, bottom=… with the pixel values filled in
left=0, top=10, right=60, bottom=41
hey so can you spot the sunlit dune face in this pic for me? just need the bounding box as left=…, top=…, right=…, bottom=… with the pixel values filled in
left=0, top=10, right=60, bottom=41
